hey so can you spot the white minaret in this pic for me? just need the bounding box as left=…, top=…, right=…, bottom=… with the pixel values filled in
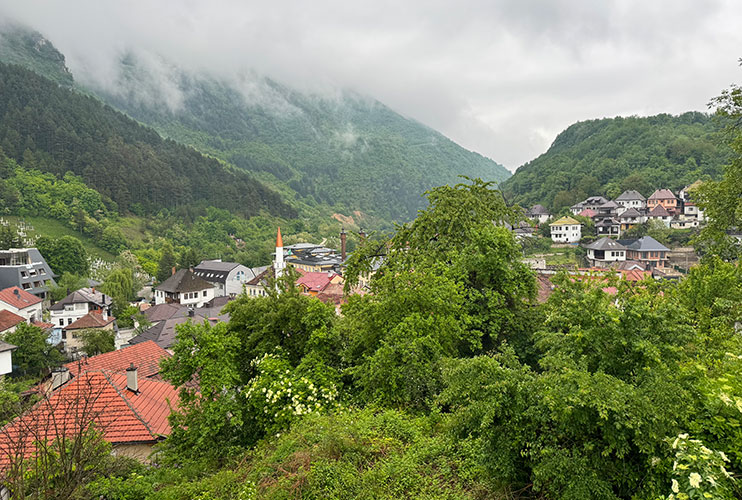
left=273, top=227, right=285, bottom=283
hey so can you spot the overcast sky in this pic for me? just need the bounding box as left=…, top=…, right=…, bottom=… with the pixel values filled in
left=2, top=0, right=741, bottom=170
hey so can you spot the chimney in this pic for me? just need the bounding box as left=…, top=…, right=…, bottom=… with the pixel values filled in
left=171, top=266, right=176, bottom=276
left=92, top=286, right=95, bottom=294
left=50, top=367, right=70, bottom=390
left=358, top=228, right=366, bottom=242
left=126, top=363, right=139, bottom=393
left=13, top=288, right=19, bottom=296
left=340, top=228, right=347, bottom=261
left=188, top=307, right=195, bottom=317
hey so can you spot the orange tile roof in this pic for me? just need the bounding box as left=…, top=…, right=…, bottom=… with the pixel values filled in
left=0, top=286, right=41, bottom=310
left=0, top=371, right=179, bottom=468
left=0, top=310, right=25, bottom=333
left=64, top=341, right=171, bottom=379
left=296, top=272, right=332, bottom=293
left=64, top=311, right=115, bottom=330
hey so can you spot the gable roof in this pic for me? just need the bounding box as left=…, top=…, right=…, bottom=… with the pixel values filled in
left=648, top=189, right=676, bottom=201
left=49, top=287, right=111, bottom=311
left=648, top=204, right=671, bottom=217
left=64, top=341, right=170, bottom=379
left=616, top=190, right=646, bottom=202
left=585, top=237, right=626, bottom=251
left=0, top=310, right=25, bottom=333
left=296, top=272, right=333, bottom=293
left=577, top=208, right=597, bottom=218
left=527, top=204, right=550, bottom=215
left=0, top=370, right=179, bottom=467
left=550, top=216, right=581, bottom=226
left=156, top=269, right=214, bottom=294
left=129, top=313, right=228, bottom=350
left=599, top=201, right=620, bottom=209
left=624, top=236, right=670, bottom=252
left=64, top=311, right=115, bottom=331
left=619, top=208, right=643, bottom=219
left=0, top=341, right=17, bottom=353
left=0, top=286, right=42, bottom=310
left=141, top=303, right=184, bottom=323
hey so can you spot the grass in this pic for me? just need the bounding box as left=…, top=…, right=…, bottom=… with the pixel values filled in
left=7, top=216, right=117, bottom=261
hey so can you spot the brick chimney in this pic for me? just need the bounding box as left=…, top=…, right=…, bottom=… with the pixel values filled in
left=340, top=228, right=347, bottom=261
left=358, top=228, right=366, bottom=242
left=171, top=266, right=176, bottom=276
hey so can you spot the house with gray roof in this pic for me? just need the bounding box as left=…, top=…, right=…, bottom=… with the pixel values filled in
left=619, top=236, right=670, bottom=269
left=155, top=269, right=215, bottom=308
left=615, top=190, right=647, bottom=211
left=571, top=196, right=609, bottom=215
left=584, top=237, right=627, bottom=268
left=194, top=260, right=263, bottom=297
left=618, top=208, right=646, bottom=230
left=526, top=204, right=551, bottom=224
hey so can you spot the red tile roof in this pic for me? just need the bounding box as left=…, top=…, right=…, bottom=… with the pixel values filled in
left=0, top=371, right=179, bottom=467
left=64, top=311, right=115, bottom=330
left=0, top=310, right=25, bottom=333
left=296, top=272, right=332, bottom=293
left=64, top=341, right=171, bottom=379
left=578, top=208, right=597, bottom=218
left=0, top=286, right=41, bottom=310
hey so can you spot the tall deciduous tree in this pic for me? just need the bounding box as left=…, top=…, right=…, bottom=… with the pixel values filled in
left=35, top=235, right=88, bottom=276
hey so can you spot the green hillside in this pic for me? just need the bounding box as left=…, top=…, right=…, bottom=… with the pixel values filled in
left=0, top=23, right=73, bottom=86
left=502, top=113, right=729, bottom=211
left=0, top=63, right=295, bottom=220
left=83, top=53, right=511, bottom=222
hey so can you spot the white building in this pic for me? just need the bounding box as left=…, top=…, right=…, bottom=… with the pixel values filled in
left=549, top=216, right=582, bottom=243
left=584, top=237, right=627, bottom=268
left=0, top=341, right=16, bottom=376
left=615, top=190, right=647, bottom=211
left=154, top=269, right=215, bottom=308
left=193, top=260, right=261, bottom=297
left=49, top=287, right=113, bottom=329
left=0, top=286, right=43, bottom=322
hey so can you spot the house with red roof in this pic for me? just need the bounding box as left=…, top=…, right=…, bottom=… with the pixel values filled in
left=0, top=310, right=25, bottom=336
left=0, top=368, right=180, bottom=470
left=0, top=286, right=42, bottom=323
left=647, top=189, right=678, bottom=215
left=296, top=272, right=334, bottom=296
left=61, top=310, right=117, bottom=358
left=63, top=340, right=170, bottom=379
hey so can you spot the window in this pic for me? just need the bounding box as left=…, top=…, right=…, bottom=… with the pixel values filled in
left=59, top=319, right=64, bottom=326
left=67, top=318, right=73, bottom=325
left=203, top=291, right=207, bottom=297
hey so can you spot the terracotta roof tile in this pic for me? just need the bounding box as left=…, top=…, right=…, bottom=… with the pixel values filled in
left=296, top=272, right=332, bottom=293
left=0, top=370, right=180, bottom=467
left=65, top=341, right=171, bottom=378
left=64, top=311, right=115, bottom=331
left=0, top=286, right=41, bottom=310
left=0, top=310, right=25, bottom=332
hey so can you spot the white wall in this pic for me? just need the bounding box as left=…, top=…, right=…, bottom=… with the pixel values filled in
left=550, top=224, right=581, bottom=243
left=50, top=302, right=91, bottom=328
left=0, top=350, right=13, bottom=375
left=225, top=265, right=252, bottom=296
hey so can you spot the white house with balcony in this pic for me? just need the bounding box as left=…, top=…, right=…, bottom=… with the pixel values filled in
left=49, top=287, right=113, bottom=330
left=154, top=269, right=215, bottom=307
left=549, top=216, right=582, bottom=244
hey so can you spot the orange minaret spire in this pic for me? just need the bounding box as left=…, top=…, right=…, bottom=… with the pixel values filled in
left=276, top=226, right=283, bottom=247
left=274, top=227, right=285, bottom=282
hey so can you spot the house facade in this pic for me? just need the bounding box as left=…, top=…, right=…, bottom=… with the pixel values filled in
left=0, top=248, right=56, bottom=301
left=0, top=286, right=43, bottom=322
left=193, top=260, right=259, bottom=297
left=549, top=216, right=582, bottom=243
left=621, top=236, right=670, bottom=269
left=49, top=288, right=113, bottom=330
left=615, top=190, right=647, bottom=211
left=584, top=238, right=627, bottom=268
left=62, top=311, right=117, bottom=358
left=154, top=269, right=215, bottom=307
left=647, top=189, right=678, bottom=215
left=526, top=204, right=551, bottom=224
left=647, top=205, right=673, bottom=227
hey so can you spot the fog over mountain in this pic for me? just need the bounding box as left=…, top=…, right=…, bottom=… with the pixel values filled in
left=1, top=0, right=741, bottom=168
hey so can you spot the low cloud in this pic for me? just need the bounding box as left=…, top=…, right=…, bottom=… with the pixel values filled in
left=1, top=0, right=740, bottom=169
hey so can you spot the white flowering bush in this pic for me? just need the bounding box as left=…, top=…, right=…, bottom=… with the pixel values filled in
left=665, top=433, right=737, bottom=500
left=244, top=353, right=339, bottom=437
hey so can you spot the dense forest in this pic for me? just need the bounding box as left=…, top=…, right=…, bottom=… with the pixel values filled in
left=502, top=113, right=729, bottom=211
left=0, top=63, right=295, bottom=220
left=91, top=54, right=510, bottom=221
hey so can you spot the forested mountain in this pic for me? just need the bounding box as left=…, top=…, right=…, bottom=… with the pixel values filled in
left=0, top=24, right=509, bottom=222
left=0, top=23, right=73, bottom=87
left=0, top=63, right=295, bottom=219
left=87, top=55, right=510, bottom=221
left=502, top=113, right=729, bottom=211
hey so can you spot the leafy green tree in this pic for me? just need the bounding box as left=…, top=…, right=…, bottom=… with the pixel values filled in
left=48, top=273, right=88, bottom=302
left=178, top=247, right=202, bottom=269
left=156, top=242, right=177, bottom=283
left=35, top=235, right=88, bottom=276
left=4, top=323, right=63, bottom=377
left=0, top=224, right=21, bottom=248
left=696, top=75, right=742, bottom=259
left=79, top=328, right=115, bottom=356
